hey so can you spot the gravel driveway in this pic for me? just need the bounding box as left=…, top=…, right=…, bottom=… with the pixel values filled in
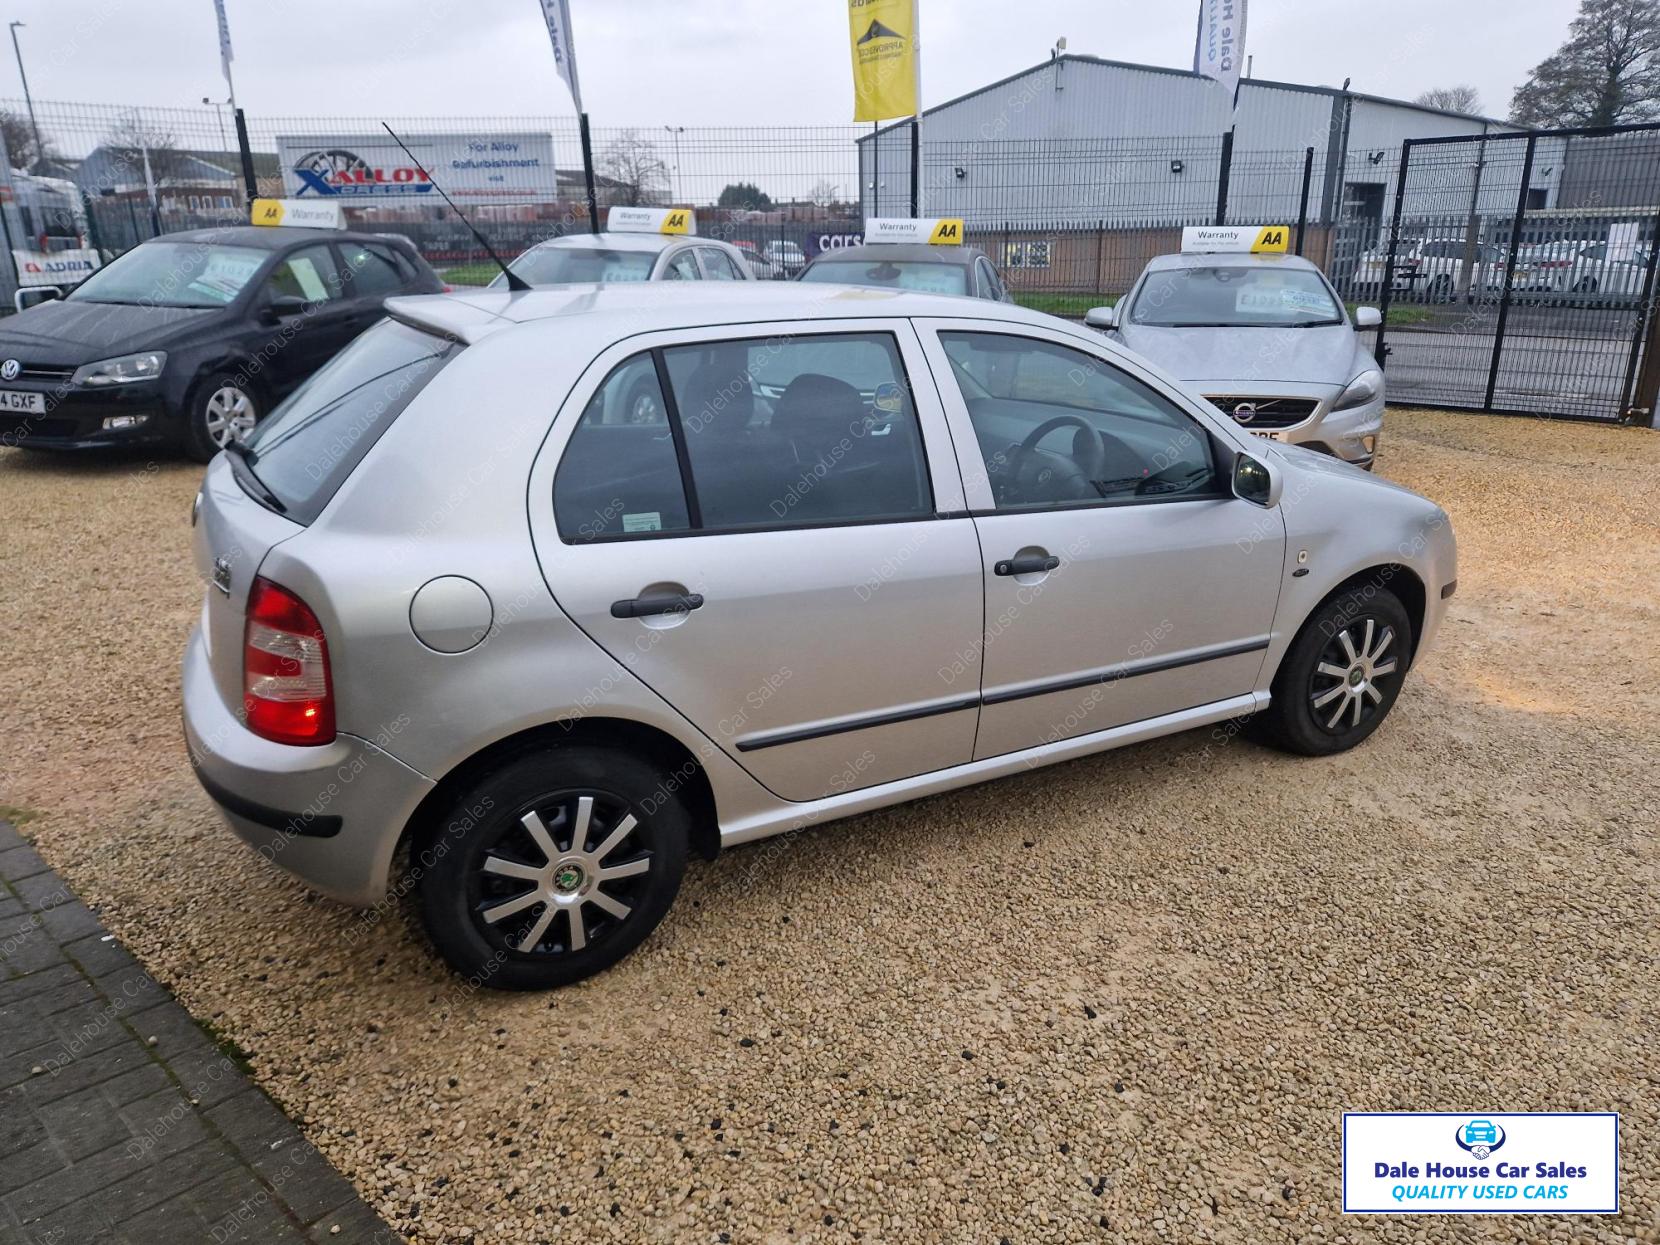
left=1, top=410, right=1655, bottom=1244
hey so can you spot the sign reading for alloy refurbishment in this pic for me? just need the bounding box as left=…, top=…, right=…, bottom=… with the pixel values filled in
left=1343, top=1113, right=1619, bottom=1214
left=848, top=0, right=918, bottom=121
left=276, top=132, right=558, bottom=204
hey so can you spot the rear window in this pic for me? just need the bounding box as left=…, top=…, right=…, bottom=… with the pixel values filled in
left=799, top=258, right=969, bottom=296
left=239, top=319, right=457, bottom=524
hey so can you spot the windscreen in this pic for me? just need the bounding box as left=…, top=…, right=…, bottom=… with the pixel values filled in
left=1128, top=266, right=1343, bottom=327
left=490, top=246, right=655, bottom=287
left=238, top=319, right=458, bottom=524
left=69, top=242, right=268, bottom=308
left=799, top=258, right=970, bottom=296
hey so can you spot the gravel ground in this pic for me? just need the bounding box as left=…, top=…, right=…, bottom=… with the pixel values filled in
left=1, top=409, right=1656, bottom=1244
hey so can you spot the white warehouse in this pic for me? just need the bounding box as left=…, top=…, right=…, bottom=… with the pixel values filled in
left=859, top=55, right=1541, bottom=232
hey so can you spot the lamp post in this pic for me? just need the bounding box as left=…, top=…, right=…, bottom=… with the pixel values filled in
left=202, top=96, right=229, bottom=154
left=664, top=125, right=684, bottom=205
left=8, top=22, right=45, bottom=172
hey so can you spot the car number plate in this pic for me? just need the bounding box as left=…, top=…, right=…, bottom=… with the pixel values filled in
left=1249, top=429, right=1286, bottom=441
left=0, top=389, right=45, bottom=414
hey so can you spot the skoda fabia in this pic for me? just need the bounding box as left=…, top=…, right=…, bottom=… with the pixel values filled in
left=183, top=282, right=1456, bottom=990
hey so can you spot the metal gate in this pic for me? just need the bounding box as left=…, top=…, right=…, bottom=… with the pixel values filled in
left=1338, top=124, right=1660, bottom=424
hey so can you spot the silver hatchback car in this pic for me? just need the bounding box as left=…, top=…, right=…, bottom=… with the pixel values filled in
left=183, top=283, right=1456, bottom=990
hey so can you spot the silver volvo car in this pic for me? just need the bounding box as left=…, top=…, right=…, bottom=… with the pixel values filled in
left=183, top=283, right=1456, bottom=990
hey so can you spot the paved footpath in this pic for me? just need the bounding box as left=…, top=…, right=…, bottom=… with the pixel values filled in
left=0, top=820, right=403, bottom=1244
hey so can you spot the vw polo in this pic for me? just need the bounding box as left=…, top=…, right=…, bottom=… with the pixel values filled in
left=183, top=282, right=1455, bottom=990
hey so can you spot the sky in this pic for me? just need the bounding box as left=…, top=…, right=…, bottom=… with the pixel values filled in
left=0, top=0, right=1580, bottom=130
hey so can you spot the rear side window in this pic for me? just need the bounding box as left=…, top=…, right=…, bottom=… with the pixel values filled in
left=339, top=242, right=407, bottom=298
left=241, top=320, right=457, bottom=524
left=554, top=356, right=692, bottom=540
left=553, top=332, right=933, bottom=541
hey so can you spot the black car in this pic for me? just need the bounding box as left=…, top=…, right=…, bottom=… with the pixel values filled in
left=796, top=242, right=1015, bottom=302
left=0, top=226, right=443, bottom=460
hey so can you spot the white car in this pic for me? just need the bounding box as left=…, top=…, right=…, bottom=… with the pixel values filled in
left=1517, top=239, right=1651, bottom=298
left=1356, top=237, right=1511, bottom=302
left=490, top=214, right=754, bottom=289
left=765, top=240, right=807, bottom=273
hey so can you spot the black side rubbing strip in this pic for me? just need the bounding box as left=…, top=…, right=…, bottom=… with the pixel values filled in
left=735, top=696, right=980, bottom=752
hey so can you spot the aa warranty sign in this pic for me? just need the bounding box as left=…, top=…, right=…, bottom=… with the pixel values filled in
left=1343, top=1112, right=1619, bottom=1213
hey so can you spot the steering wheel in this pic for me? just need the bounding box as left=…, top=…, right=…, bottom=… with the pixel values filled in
left=1008, top=415, right=1105, bottom=502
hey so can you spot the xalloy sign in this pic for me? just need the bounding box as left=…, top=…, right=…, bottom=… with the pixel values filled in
left=276, top=132, right=558, bottom=204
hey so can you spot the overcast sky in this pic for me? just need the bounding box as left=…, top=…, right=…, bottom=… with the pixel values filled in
left=1, top=0, right=1578, bottom=129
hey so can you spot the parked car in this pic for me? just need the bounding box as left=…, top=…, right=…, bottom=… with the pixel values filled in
left=490, top=230, right=754, bottom=288
left=183, top=282, right=1456, bottom=990
left=798, top=241, right=1014, bottom=301
left=0, top=225, right=441, bottom=459
left=1355, top=237, right=1513, bottom=302
left=1099, top=251, right=1385, bottom=469
left=764, top=240, right=807, bottom=274
left=1515, top=238, right=1651, bottom=299
left=729, top=240, right=782, bottom=279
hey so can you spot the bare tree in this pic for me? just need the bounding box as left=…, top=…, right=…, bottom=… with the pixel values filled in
left=100, top=115, right=194, bottom=191
left=1511, top=0, right=1660, bottom=126
left=808, top=179, right=842, bottom=209
left=599, top=130, right=670, bottom=207
left=1414, top=85, right=1483, bottom=114
left=0, top=109, right=55, bottom=171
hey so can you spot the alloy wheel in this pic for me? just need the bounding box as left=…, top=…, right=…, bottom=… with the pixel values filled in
left=1308, top=617, right=1400, bottom=734
left=204, top=385, right=257, bottom=446
left=473, top=793, right=653, bottom=955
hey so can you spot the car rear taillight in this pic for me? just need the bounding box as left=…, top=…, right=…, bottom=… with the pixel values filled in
left=244, top=577, right=335, bottom=745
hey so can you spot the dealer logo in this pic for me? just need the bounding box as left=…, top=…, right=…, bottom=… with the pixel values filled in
left=0, top=359, right=20, bottom=381
left=292, top=148, right=433, bottom=198
left=1454, top=1118, right=1507, bottom=1161
left=857, top=19, right=903, bottom=43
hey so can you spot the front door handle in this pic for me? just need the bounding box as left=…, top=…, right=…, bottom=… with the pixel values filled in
left=994, top=553, right=1060, bottom=577
left=610, top=592, right=705, bottom=619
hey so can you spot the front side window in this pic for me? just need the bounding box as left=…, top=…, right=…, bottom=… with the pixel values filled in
left=554, top=332, right=933, bottom=540
left=662, top=250, right=701, bottom=280
left=554, top=355, right=691, bottom=541
left=1128, top=265, right=1341, bottom=328
left=267, top=244, right=342, bottom=304
left=339, top=242, right=406, bottom=298
left=939, top=332, right=1219, bottom=510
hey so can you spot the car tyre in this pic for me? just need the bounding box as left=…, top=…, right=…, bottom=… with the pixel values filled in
left=1255, top=585, right=1413, bottom=757
left=183, top=375, right=261, bottom=463
left=417, top=745, right=689, bottom=990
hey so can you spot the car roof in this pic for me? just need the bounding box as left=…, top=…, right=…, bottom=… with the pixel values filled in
left=1143, top=251, right=1323, bottom=274
left=144, top=225, right=400, bottom=251
left=385, top=281, right=1061, bottom=346
left=519, top=231, right=712, bottom=255
left=806, top=243, right=986, bottom=266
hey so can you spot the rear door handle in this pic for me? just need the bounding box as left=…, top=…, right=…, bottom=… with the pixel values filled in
left=994, top=553, right=1060, bottom=577
left=610, top=592, right=705, bottom=619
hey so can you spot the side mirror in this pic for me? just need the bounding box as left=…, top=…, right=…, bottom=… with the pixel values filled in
left=13, top=286, right=63, bottom=313
left=260, top=294, right=308, bottom=325
left=1084, top=304, right=1118, bottom=330
left=1232, top=451, right=1283, bottom=509
left=1353, top=306, right=1382, bottom=329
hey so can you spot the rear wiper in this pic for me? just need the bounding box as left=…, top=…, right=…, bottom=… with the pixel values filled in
left=224, top=443, right=287, bottom=513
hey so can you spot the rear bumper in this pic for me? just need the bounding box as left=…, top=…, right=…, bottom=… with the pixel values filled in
left=182, top=623, right=433, bottom=907
left=0, top=385, right=172, bottom=450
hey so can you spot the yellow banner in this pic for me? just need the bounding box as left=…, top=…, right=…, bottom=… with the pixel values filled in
left=849, top=0, right=918, bottom=122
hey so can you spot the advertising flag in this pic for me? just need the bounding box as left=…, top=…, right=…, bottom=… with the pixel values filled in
left=537, top=0, right=583, bottom=112
left=1193, top=0, right=1247, bottom=104
left=848, top=0, right=918, bottom=122
left=211, top=0, right=234, bottom=91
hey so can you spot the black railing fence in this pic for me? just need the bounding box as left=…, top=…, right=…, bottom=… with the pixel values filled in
left=1, top=96, right=1656, bottom=422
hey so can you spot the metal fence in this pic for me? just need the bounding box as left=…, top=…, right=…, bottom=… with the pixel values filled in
left=1, top=96, right=1656, bottom=422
